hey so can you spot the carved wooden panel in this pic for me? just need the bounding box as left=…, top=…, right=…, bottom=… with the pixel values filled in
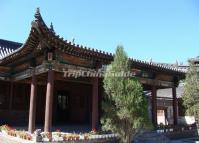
left=0, top=66, right=10, bottom=72
left=14, top=63, right=30, bottom=73
left=155, top=74, right=173, bottom=82
left=13, top=64, right=48, bottom=81
left=132, top=68, right=154, bottom=78
left=58, top=53, right=93, bottom=67
left=36, top=55, right=44, bottom=66
left=138, top=77, right=174, bottom=87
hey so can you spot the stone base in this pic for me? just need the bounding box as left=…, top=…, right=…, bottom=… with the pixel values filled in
left=0, top=132, right=118, bottom=143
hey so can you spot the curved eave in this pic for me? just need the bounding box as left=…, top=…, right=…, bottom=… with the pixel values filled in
left=38, top=23, right=113, bottom=63
left=0, top=27, right=40, bottom=66
left=130, top=58, right=185, bottom=78
left=0, top=8, right=46, bottom=66
left=0, top=8, right=186, bottom=78
left=37, top=15, right=185, bottom=77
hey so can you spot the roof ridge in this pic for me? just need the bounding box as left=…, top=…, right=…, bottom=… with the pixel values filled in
left=0, top=39, right=22, bottom=46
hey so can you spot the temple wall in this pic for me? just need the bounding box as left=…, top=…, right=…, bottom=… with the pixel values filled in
left=36, top=85, right=46, bottom=124
left=12, top=83, right=30, bottom=110
left=0, top=81, right=30, bottom=125
left=0, top=110, right=28, bottom=125
left=0, top=81, right=10, bottom=110
left=0, top=78, right=98, bottom=125
left=53, top=80, right=92, bottom=124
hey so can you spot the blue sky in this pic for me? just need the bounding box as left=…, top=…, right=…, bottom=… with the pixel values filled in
left=1, top=0, right=199, bottom=64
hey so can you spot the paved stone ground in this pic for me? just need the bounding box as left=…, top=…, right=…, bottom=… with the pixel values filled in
left=170, top=137, right=199, bottom=143
left=133, top=130, right=199, bottom=143
left=0, top=133, right=32, bottom=143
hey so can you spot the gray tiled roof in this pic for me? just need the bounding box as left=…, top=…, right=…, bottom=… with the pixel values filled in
left=152, top=62, right=189, bottom=72
left=0, top=39, right=22, bottom=59
left=189, top=56, right=199, bottom=64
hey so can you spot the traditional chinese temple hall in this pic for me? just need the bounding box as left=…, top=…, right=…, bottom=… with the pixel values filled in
left=0, top=8, right=185, bottom=133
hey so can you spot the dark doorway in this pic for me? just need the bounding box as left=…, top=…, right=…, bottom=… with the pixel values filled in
left=56, top=91, right=70, bottom=123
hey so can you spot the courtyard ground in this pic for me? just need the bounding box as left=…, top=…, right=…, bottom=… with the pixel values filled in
left=170, top=137, right=199, bottom=143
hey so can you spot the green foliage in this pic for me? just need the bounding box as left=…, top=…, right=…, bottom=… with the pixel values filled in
left=182, top=63, right=199, bottom=117
left=101, top=46, right=150, bottom=143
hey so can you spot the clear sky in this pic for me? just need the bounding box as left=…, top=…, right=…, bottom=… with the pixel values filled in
left=1, top=0, right=199, bottom=64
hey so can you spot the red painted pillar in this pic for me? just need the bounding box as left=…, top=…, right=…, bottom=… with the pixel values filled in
left=44, top=70, right=54, bottom=132
left=92, top=77, right=99, bottom=131
left=28, top=70, right=37, bottom=133
left=172, top=87, right=178, bottom=125
left=151, top=86, right=157, bottom=126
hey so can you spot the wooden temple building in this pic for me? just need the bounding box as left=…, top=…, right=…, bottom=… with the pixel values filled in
left=0, top=8, right=185, bottom=133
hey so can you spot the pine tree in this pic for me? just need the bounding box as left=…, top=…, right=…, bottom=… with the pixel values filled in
left=182, top=63, right=199, bottom=117
left=101, top=46, right=150, bottom=143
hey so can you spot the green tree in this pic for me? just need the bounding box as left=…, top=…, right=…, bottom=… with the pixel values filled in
left=101, top=46, right=150, bottom=143
left=182, top=62, right=199, bottom=117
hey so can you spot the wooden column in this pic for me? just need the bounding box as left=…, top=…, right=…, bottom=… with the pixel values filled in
left=28, top=70, right=37, bottom=133
left=44, top=70, right=54, bottom=132
left=9, top=82, right=14, bottom=111
left=92, top=77, right=99, bottom=131
left=151, top=86, right=157, bottom=126
left=172, top=87, right=178, bottom=125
